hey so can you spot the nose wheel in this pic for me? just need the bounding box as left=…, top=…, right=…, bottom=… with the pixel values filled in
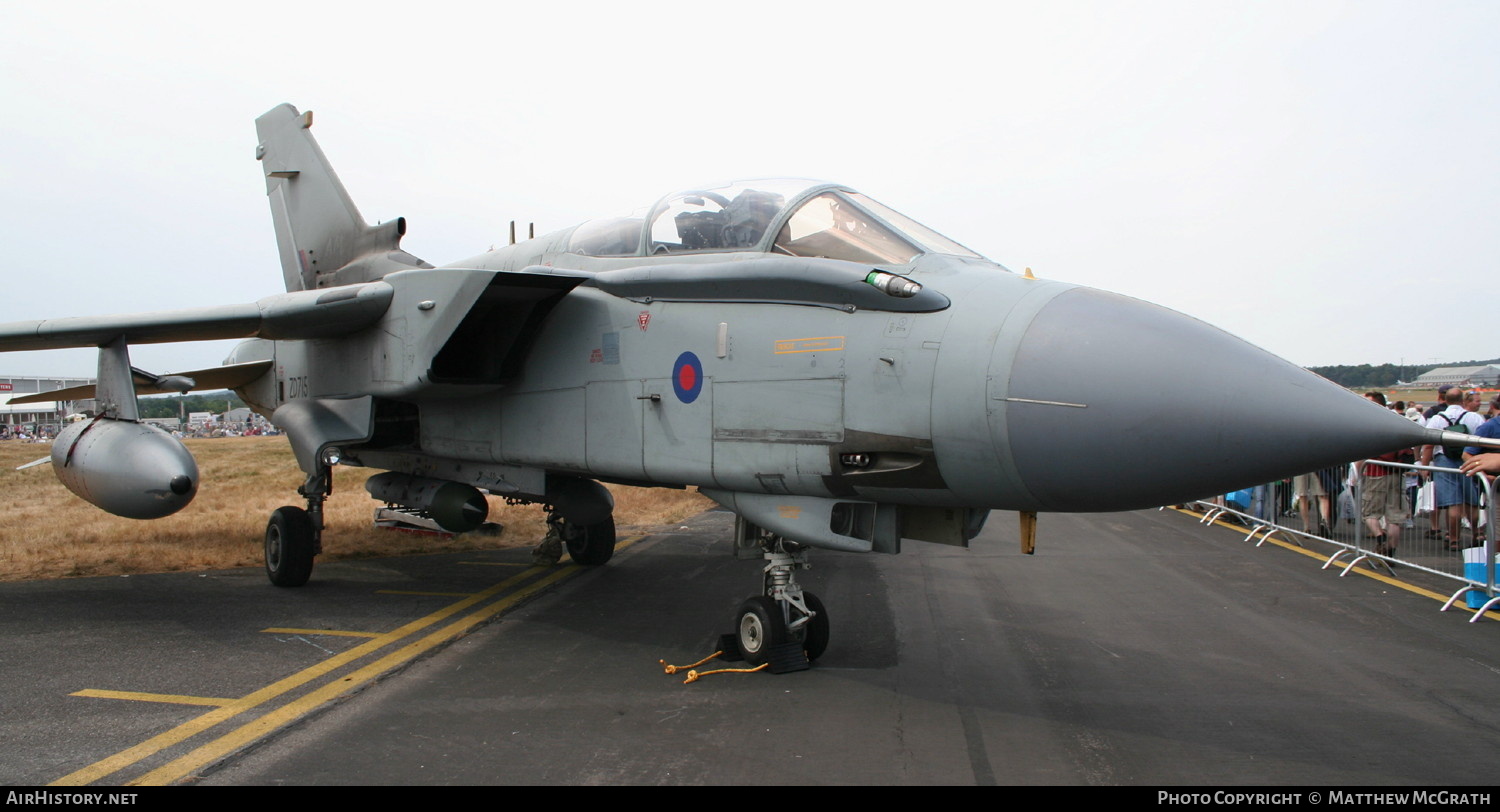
left=735, top=596, right=785, bottom=662
left=726, top=527, right=829, bottom=672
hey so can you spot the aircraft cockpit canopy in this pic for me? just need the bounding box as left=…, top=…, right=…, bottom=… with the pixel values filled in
left=568, top=179, right=982, bottom=263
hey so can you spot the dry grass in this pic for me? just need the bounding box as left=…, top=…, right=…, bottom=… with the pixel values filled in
left=0, top=436, right=710, bottom=581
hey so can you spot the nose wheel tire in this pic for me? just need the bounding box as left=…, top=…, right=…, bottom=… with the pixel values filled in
left=265, top=506, right=315, bottom=587
left=736, top=596, right=787, bottom=666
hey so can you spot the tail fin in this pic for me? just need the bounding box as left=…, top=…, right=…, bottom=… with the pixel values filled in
left=255, top=104, right=430, bottom=291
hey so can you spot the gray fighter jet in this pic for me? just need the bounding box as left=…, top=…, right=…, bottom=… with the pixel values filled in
left=2, top=105, right=1486, bottom=667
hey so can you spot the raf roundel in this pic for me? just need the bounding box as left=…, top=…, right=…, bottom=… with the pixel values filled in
left=672, top=351, right=704, bottom=404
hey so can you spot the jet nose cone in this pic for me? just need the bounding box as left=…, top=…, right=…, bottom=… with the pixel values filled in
left=997, top=287, right=1428, bottom=512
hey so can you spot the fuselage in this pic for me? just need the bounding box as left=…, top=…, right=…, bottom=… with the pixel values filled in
left=231, top=178, right=1433, bottom=537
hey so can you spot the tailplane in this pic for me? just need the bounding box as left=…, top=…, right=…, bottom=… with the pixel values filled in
left=255, top=104, right=431, bottom=291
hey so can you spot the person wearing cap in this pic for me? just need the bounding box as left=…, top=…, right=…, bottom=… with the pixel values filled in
left=1423, top=384, right=1456, bottom=420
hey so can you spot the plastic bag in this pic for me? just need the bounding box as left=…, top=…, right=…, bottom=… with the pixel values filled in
left=1416, top=480, right=1435, bottom=515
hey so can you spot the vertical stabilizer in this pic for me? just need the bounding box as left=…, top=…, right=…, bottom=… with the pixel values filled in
left=255, top=104, right=430, bottom=291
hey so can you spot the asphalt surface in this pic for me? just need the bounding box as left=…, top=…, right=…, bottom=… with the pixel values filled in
left=3, top=507, right=1498, bottom=786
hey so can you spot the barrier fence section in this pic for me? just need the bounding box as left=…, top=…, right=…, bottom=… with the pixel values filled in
left=1182, top=460, right=1497, bottom=621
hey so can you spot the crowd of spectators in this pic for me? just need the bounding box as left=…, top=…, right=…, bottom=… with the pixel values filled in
left=171, top=421, right=279, bottom=439
left=1, top=419, right=278, bottom=441
left=0, top=424, right=53, bottom=441
left=1212, top=384, right=1494, bottom=558
left=1273, top=384, right=1497, bottom=556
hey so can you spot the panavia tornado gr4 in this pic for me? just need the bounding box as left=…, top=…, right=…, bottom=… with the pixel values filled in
left=2, top=104, right=1484, bottom=667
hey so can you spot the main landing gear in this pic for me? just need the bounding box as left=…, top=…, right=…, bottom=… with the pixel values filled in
left=724, top=528, right=829, bottom=673
left=547, top=511, right=617, bottom=566
left=264, top=465, right=331, bottom=587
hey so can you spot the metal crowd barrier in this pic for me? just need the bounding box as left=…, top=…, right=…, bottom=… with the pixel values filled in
left=1176, top=460, right=1497, bottom=622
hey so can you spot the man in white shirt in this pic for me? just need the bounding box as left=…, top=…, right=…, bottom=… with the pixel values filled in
left=1421, top=389, right=1485, bottom=547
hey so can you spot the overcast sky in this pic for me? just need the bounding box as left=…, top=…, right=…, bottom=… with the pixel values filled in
left=1, top=1, right=1495, bottom=378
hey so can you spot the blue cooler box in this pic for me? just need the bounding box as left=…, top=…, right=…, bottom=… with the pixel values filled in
left=1462, top=547, right=1497, bottom=610
left=1224, top=489, right=1252, bottom=513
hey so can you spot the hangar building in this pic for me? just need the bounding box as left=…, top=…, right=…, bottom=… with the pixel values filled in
left=0, top=375, right=96, bottom=430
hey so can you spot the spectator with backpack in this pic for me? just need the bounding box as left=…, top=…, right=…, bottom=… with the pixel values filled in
left=1421, top=388, right=1485, bottom=548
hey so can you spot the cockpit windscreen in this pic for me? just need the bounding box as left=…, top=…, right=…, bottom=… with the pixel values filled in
left=567, top=179, right=983, bottom=263
left=772, top=192, right=921, bottom=265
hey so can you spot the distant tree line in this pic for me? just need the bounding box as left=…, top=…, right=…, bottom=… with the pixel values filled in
left=1307, top=358, right=1500, bottom=388
left=137, top=391, right=246, bottom=420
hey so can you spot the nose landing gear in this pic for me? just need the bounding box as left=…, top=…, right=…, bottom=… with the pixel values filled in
left=725, top=525, right=829, bottom=673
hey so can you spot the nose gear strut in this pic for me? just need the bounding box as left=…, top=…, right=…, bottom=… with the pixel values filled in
left=721, top=518, right=830, bottom=673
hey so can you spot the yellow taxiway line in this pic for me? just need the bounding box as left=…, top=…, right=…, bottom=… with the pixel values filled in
left=130, top=565, right=580, bottom=786
left=260, top=627, right=383, bottom=638
left=50, top=536, right=642, bottom=787
left=70, top=690, right=234, bottom=708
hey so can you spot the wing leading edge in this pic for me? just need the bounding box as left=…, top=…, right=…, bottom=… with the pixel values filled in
left=0, top=281, right=394, bottom=352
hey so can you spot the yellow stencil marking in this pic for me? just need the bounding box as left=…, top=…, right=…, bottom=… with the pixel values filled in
left=774, top=336, right=845, bottom=354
